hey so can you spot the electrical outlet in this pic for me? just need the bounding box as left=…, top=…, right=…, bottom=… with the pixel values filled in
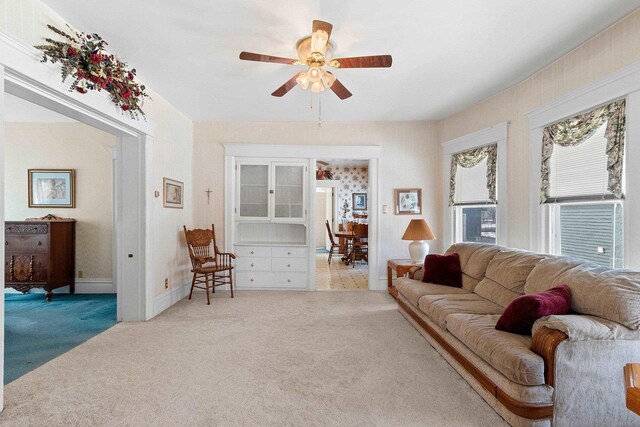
left=78, top=270, right=83, bottom=278
left=164, top=278, right=169, bottom=289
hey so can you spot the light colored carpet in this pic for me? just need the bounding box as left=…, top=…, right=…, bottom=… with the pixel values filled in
left=0, top=291, right=507, bottom=427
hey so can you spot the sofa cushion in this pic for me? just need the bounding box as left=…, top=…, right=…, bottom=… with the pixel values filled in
left=418, top=293, right=504, bottom=329
left=445, top=243, right=502, bottom=292
left=526, top=258, right=640, bottom=330
left=422, top=253, right=463, bottom=288
left=496, top=285, right=572, bottom=335
left=396, top=278, right=470, bottom=307
left=446, top=313, right=546, bottom=386
left=474, top=250, right=546, bottom=307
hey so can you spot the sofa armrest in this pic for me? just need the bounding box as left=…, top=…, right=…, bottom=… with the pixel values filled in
left=408, top=266, right=423, bottom=280
left=532, top=314, right=640, bottom=342
left=531, top=326, right=568, bottom=387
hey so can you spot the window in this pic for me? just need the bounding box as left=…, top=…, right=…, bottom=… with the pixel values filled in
left=449, top=144, right=498, bottom=244
left=541, top=100, right=626, bottom=267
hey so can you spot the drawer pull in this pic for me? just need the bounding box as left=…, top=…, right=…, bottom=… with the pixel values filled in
left=250, top=263, right=254, bottom=267
left=287, top=252, right=291, bottom=255
left=250, top=278, right=254, bottom=282
left=250, top=251, right=254, bottom=255
left=287, top=279, right=291, bottom=283
left=287, top=264, right=291, bottom=268
left=38, top=241, right=42, bottom=246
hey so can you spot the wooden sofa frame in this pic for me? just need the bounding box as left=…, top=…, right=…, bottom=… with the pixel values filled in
left=396, top=267, right=569, bottom=421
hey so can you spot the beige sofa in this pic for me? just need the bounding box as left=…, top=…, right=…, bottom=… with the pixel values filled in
left=395, top=242, right=640, bottom=427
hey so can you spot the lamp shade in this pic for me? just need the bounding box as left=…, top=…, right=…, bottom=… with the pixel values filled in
left=402, top=219, right=436, bottom=241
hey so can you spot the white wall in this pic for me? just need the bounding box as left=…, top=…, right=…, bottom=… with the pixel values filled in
left=4, top=122, right=115, bottom=283
left=193, top=121, right=441, bottom=284
left=438, top=10, right=640, bottom=251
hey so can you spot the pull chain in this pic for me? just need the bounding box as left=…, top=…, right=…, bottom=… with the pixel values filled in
left=317, top=93, right=322, bottom=128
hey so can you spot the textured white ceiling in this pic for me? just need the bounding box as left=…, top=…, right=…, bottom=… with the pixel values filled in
left=42, top=1, right=640, bottom=121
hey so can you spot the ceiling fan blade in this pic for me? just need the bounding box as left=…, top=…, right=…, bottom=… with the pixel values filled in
left=239, top=51, right=298, bottom=65
left=271, top=73, right=300, bottom=97
left=330, top=55, right=392, bottom=68
left=326, top=73, right=352, bottom=100
left=312, top=20, right=333, bottom=41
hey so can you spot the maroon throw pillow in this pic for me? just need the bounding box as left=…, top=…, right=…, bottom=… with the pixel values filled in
left=421, top=253, right=463, bottom=288
left=495, top=285, right=572, bottom=335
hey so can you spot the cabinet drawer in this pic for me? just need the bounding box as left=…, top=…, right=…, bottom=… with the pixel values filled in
left=271, top=247, right=307, bottom=258
left=271, top=257, right=307, bottom=272
left=236, top=257, right=271, bottom=271
left=235, top=272, right=306, bottom=289
left=6, top=235, right=49, bottom=253
left=235, top=246, right=271, bottom=257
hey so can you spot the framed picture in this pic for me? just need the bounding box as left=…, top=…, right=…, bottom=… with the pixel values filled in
left=352, top=193, right=367, bottom=211
left=395, top=188, right=422, bottom=215
left=163, top=177, right=184, bottom=209
left=28, top=169, right=75, bottom=208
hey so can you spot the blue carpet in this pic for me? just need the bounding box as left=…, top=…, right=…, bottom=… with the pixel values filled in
left=316, top=248, right=330, bottom=253
left=4, top=293, right=116, bottom=384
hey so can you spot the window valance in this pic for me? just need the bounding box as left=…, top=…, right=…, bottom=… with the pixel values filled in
left=449, top=144, right=497, bottom=206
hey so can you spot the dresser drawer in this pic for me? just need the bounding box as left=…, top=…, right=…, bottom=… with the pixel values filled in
left=236, top=257, right=271, bottom=271
left=5, top=254, right=48, bottom=283
left=271, top=247, right=307, bottom=258
left=6, top=234, right=49, bottom=253
left=271, top=257, right=307, bottom=272
left=235, top=246, right=271, bottom=258
left=272, top=272, right=307, bottom=288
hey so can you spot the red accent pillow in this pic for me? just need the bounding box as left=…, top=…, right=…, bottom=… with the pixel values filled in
left=421, top=253, right=463, bottom=288
left=495, top=285, right=572, bottom=335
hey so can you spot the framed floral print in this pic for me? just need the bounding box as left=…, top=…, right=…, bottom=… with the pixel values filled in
left=28, top=169, right=75, bottom=208
left=163, top=177, right=184, bottom=209
left=352, top=193, right=367, bottom=211
left=394, top=188, right=422, bottom=215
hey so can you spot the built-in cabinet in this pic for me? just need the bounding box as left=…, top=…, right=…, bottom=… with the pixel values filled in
left=232, top=159, right=310, bottom=290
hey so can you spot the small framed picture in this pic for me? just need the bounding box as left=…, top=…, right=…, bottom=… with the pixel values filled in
left=163, top=177, right=184, bottom=209
left=395, top=188, right=422, bottom=215
left=28, top=169, right=75, bottom=208
left=352, top=193, right=367, bottom=211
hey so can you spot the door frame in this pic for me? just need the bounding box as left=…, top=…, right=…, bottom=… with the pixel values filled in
left=0, top=33, right=155, bottom=406
left=315, top=179, right=340, bottom=248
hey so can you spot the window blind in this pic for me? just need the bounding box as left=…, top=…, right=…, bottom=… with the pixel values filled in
left=548, top=122, right=610, bottom=201
left=454, top=157, right=492, bottom=205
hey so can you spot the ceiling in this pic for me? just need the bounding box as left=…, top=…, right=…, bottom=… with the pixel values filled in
left=318, top=159, right=368, bottom=169
left=4, top=93, right=76, bottom=123
left=42, top=1, right=640, bottom=122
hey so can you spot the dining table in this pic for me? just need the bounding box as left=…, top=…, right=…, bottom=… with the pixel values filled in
left=334, top=230, right=368, bottom=265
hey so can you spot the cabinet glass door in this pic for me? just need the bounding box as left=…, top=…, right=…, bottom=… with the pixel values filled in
left=239, top=164, right=269, bottom=218
left=274, top=164, right=305, bottom=220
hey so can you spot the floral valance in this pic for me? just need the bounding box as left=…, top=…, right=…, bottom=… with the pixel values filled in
left=449, top=144, right=497, bottom=206
left=540, top=99, right=626, bottom=203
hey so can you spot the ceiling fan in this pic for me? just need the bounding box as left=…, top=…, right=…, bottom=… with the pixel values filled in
left=239, top=20, right=392, bottom=100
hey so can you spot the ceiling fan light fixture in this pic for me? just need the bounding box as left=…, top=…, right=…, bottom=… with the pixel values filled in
left=321, top=71, right=336, bottom=88
left=311, top=80, right=324, bottom=94
left=296, top=72, right=310, bottom=90
left=308, top=66, right=322, bottom=82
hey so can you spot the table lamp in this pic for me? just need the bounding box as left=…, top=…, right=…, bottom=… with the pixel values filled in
left=401, top=219, right=436, bottom=263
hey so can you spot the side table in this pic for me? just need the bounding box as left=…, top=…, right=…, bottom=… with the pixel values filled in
left=387, top=259, right=421, bottom=299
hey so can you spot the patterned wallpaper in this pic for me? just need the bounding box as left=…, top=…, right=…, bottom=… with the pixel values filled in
left=328, top=167, right=368, bottom=221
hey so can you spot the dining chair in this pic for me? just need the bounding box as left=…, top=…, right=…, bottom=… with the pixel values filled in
left=351, top=223, right=368, bottom=267
left=325, top=220, right=340, bottom=264
left=183, top=224, right=235, bottom=305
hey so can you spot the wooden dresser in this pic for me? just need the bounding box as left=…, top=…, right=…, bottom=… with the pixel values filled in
left=4, top=217, right=76, bottom=301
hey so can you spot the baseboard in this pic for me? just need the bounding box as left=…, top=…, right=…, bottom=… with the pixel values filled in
left=76, top=279, right=114, bottom=294
left=154, top=283, right=190, bottom=316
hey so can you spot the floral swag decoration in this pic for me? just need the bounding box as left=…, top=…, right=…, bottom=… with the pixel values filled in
left=449, top=144, right=497, bottom=206
left=540, top=99, right=626, bottom=203
left=35, top=25, right=149, bottom=119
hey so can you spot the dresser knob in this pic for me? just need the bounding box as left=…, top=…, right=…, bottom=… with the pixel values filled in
left=250, top=263, right=254, bottom=267
left=250, top=278, right=254, bottom=282
left=287, top=264, right=291, bottom=268
left=287, top=279, right=291, bottom=283
left=250, top=251, right=254, bottom=255
left=288, top=252, right=291, bottom=255
left=38, top=241, right=42, bottom=246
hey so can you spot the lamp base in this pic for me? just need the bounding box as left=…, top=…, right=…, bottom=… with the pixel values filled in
left=408, top=240, right=430, bottom=264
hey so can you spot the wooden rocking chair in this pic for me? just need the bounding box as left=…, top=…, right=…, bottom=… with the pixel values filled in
left=183, top=224, right=235, bottom=305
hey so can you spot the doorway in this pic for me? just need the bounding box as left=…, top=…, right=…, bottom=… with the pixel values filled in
left=315, top=159, right=369, bottom=291
left=2, top=93, right=118, bottom=383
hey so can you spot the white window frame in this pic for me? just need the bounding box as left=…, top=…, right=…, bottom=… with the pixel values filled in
left=527, top=62, right=640, bottom=270
left=441, top=122, right=509, bottom=249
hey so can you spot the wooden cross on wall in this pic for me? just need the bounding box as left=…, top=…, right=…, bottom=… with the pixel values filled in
left=205, top=188, right=213, bottom=205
